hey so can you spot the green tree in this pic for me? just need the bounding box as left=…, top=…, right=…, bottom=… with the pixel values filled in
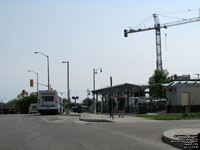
left=82, top=98, right=93, bottom=107
left=7, top=92, right=38, bottom=114
left=63, top=98, right=71, bottom=108
left=149, top=69, right=169, bottom=98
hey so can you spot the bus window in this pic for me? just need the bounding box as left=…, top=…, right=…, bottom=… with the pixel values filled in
left=42, top=96, right=54, bottom=102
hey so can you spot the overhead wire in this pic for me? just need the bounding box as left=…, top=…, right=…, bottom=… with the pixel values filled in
left=157, top=14, right=186, bottom=20
left=133, top=15, right=153, bottom=29
left=158, top=8, right=199, bottom=15
left=165, top=32, right=167, bottom=52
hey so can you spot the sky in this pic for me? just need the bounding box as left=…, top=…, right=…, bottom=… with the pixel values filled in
left=1, top=0, right=200, bottom=102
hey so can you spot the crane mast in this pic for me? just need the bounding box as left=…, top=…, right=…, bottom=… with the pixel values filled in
left=153, top=14, right=162, bottom=70
left=124, top=13, right=200, bottom=70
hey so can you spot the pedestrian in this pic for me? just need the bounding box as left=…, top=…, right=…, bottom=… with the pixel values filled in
left=118, top=94, right=125, bottom=118
left=108, top=94, right=115, bottom=119
left=166, top=98, right=171, bottom=113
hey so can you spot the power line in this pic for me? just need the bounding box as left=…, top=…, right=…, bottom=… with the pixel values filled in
left=158, top=8, right=199, bottom=15
left=158, top=14, right=186, bottom=20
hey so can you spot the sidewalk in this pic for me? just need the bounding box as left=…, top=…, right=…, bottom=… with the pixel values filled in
left=78, top=113, right=162, bottom=123
left=162, top=128, right=200, bottom=149
left=67, top=113, right=200, bottom=149
left=63, top=112, right=200, bottom=149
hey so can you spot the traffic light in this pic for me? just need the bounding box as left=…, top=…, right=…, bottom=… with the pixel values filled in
left=30, top=79, right=34, bottom=87
left=22, top=90, right=26, bottom=95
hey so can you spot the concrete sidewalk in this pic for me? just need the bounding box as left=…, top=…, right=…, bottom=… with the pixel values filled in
left=162, top=128, right=200, bottom=149
left=64, top=113, right=200, bottom=149
left=78, top=113, right=162, bottom=123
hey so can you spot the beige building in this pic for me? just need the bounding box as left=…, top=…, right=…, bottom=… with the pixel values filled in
left=164, top=81, right=200, bottom=113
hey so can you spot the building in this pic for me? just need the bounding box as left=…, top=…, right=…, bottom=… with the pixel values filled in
left=169, top=74, right=191, bottom=81
left=164, top=81, right=200, bottom=113
left=92, top=83, right=148, bottom=113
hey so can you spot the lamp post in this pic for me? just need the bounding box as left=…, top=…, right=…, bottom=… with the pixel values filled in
left=34, top=52, right=50, bottom=90
left=62, top=61, right=70, bottom=110
left=28, top=70, right=39, bottom=95
left=93, top=68, right=102, bottom=113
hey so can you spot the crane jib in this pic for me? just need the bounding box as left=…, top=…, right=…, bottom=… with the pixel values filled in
left=124, top=14, right=200, bottom=70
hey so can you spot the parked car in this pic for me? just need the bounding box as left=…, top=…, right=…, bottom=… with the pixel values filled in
left=28, top=103, right=38, bottom=114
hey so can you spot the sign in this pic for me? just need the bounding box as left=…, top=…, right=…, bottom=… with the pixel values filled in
left=72, top=96, right=79, bottom=99
left=182, top=93, right=189, bottom=106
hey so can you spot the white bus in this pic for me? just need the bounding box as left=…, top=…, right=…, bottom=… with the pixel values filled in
left=37, top=90, right=64, bottom=115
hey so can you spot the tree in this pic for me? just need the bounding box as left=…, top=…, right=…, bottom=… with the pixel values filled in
left=63, top=98, right=71, bottom=108
left=82, top=98, right=93, bottom=107
left=149, top=69, right=169, bottom=98
left=7, top=92, right=38, bottom=113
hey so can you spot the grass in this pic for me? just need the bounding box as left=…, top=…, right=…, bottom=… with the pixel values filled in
left=133, top=113, right=200, bottom=120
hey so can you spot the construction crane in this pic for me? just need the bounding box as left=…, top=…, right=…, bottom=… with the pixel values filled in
left=124, top=13, right=200, bottom=70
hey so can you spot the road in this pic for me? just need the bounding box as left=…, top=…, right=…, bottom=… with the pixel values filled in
left=1, top=114, right=200, bottom=150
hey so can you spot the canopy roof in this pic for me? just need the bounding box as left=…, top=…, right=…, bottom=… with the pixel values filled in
left=162, top=81, right=200, bottom=87
left=92, top=83, right=148, bottom=94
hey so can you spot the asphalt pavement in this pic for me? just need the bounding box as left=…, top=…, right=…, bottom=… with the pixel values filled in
left=80, top=113, right=200, bottom=149
left=0, top=114, right=200, bottom=150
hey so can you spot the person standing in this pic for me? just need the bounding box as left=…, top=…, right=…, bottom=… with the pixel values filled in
left=108, top=94, right=115, bottom=119
left=166, top=98, right=171, bottom=113
left=118, top=94, right=125, bottom=118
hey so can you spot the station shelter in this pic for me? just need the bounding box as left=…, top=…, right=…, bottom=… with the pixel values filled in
left=92, top=83, right=147, bottom=113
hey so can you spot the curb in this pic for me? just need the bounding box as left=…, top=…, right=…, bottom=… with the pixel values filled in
left=162, top=134, right=184, bottom=149
left=61, top=113, right=114, bottom=122
left=79, top=118, right=114, bottom=123
left=162, top=129, right=200, bottom=150
left=59, top=114, right=81, bottom=117
left=79, top=114, right=114, bottom=123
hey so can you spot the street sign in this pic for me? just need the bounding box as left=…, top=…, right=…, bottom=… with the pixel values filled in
left=72, top=96, right=79, bottom=99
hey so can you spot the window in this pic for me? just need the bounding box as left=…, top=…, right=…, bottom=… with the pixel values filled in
left=42, top=96, right=54, bottom=102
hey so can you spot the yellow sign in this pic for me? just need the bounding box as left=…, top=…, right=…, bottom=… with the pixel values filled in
left=182, top=93, right=189, bottom=106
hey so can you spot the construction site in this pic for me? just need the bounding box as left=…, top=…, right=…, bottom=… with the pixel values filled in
left=92, top=9, right=200, bottom=114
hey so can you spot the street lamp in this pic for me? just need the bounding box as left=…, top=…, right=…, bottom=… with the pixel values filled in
left=93, top=68, right=102, bottom=113
left=62, top=61, right=70, bottom=110
left=93, top=68, right=102, bottom=91
left=34, top=52, right=50, bottom=90
left=28, top=70, right=39, bottom=95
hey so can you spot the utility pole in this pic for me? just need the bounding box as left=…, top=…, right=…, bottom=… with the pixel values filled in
left=62, top=61, right=70, bottom=110
left=28, top=70, right=39, bottom=95
left=93, top=68, right=102, bottom=113
left=110, top=76, right=113, bottom=87
left=34, top=52, right=50, bottom=90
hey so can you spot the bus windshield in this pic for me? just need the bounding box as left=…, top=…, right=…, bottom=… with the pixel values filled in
left=42, top=96, right=54, bottom=102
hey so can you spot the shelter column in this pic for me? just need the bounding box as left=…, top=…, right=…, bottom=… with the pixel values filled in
left=101, top=95, right=104, bottom=113
left=126, top=91, right=130, bottom=113
left=96, top=93, right=98, bottom=114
